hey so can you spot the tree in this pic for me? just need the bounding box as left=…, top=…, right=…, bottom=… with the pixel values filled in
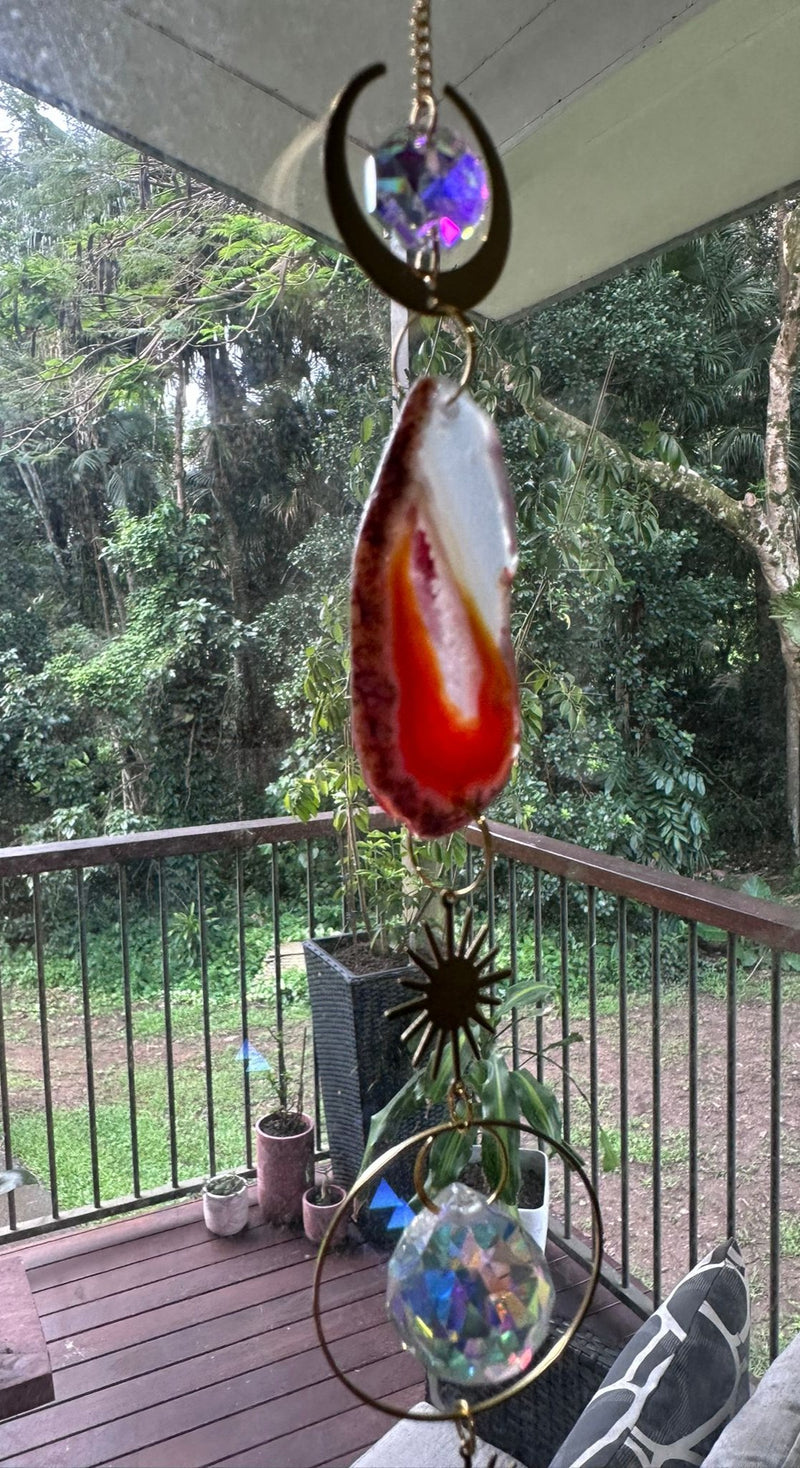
left=474, top=216, right=800, bottom=856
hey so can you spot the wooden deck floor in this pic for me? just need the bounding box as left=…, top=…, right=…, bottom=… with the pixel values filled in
left=0, top=1198, right=641, bottom=1467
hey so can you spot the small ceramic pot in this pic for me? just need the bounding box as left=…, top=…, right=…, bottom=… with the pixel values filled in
left=255, top=1113, right=314, bottom=1225
left=202, top=1173, right=250, bottom=1236
left=302, top=1183, right=348, bottom=1247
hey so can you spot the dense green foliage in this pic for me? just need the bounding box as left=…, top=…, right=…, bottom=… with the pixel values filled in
left=0, top=91, right=792, bottom=879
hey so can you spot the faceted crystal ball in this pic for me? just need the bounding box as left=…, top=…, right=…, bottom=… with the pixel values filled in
left=364, top=124, right=489, bottom=251
left=386, top=1181, right=555, bottom=1386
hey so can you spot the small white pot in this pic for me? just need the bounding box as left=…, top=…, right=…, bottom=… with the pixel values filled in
left=518, top=1147, right=549, bottom=1252
left=468, top=1144, right=549, bottom=1251
left=202, top=1174, right=250, bottom=1236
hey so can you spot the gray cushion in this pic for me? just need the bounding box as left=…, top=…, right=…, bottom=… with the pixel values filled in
left=703, top=1329, right=800, bottom=1467
left=548, top=1239, right=750, bottom=1467
left=351, top=1401, right=526, bottom=1467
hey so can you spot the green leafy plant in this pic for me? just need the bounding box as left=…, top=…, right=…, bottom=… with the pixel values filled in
left=257, top=1025, right=309, bottom=1134
left=359, top=964, right=620, bottom=1210
left=359, top=976, right=563, bottom=1209
left=204, top=1171, right=246, bottom=1197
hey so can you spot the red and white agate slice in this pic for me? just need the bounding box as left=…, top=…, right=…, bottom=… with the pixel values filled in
left=350, top=377, right=519, bottom=838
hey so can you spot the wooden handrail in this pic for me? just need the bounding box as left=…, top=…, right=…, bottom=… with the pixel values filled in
left=2, top=809, right=799, bottom=953
left=470, top=820, right=800, bottom=954
left=0, top=810, right=396, bottom=877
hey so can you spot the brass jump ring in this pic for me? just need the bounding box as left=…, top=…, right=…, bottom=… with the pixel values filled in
left=404, top=814, right=492, bottom=900
left=391, top=307, right=476, bottom=402
left=312, top=1118, right=603, bottom=1425
left=412, top=1121, right=510, bottom=1213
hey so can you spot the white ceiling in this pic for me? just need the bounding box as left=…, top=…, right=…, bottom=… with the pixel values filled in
left=1, top=0, right=800, bottom=318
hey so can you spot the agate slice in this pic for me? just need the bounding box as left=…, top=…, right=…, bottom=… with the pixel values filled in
left=351, top=377, right=519, bottom=837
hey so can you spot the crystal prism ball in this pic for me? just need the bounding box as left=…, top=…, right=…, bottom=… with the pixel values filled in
left=364, top=124, right=489, bottom=251
left=386, top=1181, right=555, bottom=1386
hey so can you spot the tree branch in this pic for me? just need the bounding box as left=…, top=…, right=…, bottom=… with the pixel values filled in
left=527, top=392, right=752, bottom=545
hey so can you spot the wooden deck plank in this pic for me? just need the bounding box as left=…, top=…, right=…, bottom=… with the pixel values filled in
left=52, top=1263, right=387, bottom=1400
left=5, top=1199, right=203, bottom=1268
left=40, top=1233, right=313, bottom=1339
left=46, top=1245, right=381, bottom=1368
left=210, top=1386, right=425, bottom=1468
left=0, top=1199, right=634, bottom=1468
left=0, top=1291, right=390, bottom=1450
left=106, top=1354, right=424, bottom=1468
left=0, top=1317, right=405, bottom=1463
left=26, top=1205, right=273, bottom=1290
left=33, top=1217, right=295, bottom=1315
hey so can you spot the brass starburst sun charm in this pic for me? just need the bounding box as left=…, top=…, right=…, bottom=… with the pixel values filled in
left=386, top=899, right=511, bottom=1082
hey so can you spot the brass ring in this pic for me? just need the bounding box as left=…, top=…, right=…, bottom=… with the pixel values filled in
left=391, top=308, right=476, bottom=401
left=412, top=1120, right=510, bottom=1212
left=312, top=1118, right=603, bottom=1425
left=404, top=814, right=492, bottom=900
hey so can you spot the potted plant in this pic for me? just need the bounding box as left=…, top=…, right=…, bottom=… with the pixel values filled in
left=254, top=1028, right=314, bottom=1225
left=302, top=1163, right=349, bottom=1248
left=359, top=973, right=561, bottom=1231
left=202, top=1171, right=250, bottom=1236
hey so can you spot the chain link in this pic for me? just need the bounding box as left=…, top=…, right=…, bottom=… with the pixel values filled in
left=410, top=0, right=436, bottom=130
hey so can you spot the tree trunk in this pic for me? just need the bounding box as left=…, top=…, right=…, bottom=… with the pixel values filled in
left=173, top=358, right=186, bottom=513
left=778, top=625, right=800, bottom=854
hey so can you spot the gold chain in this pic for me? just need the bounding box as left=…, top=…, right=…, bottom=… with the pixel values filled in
left=410, top=0, right=436, bottom=129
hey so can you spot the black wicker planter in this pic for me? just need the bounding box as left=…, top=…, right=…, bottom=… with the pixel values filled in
left=303, top=935, right=434, bottom=1242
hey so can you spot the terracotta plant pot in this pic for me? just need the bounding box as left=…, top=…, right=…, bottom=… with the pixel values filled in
left=302, top=1182, right=348, bottom=1247
left=202, top=1173, right=250, bottom=1236
left=255, top=1112, right=314, bottom=1225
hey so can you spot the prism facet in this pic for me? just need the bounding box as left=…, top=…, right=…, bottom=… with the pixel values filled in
left=365, top=125, right=489, bottom=251
left=386, top=1181, right=555, bottom=1385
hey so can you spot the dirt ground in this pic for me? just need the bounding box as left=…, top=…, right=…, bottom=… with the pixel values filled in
left=533, top=991, right=800, bottom=1365
left=3, top=988, right=798, bottom=1365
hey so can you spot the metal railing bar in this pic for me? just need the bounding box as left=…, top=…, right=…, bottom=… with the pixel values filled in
left=534, top=868, right=544, bottom=1085
left=507, top=860, right=520, bottom=1071
left=271, top=847, right=286, bottom=1116
left=32, top=874, right=58, bottom=1220
left=305, top=839, right=316, bottom=940
left=486, top=858, right=496, bottom=951
left=117, top=865, right=140, bottom=1197
left=75, top=869, right=101, bottom=1209
left=770, top=948, right=782, bottom=1362
left=197, top=855, right=216, bottom=1178
left=236, top=851, right=252, bottom=1165
left=688, top=919, right=699, bottom=1270
left=548, top=1216, right=652, bottom=1322
left=726, top=932, right=738, bottom=1241
left=618, top=897, right=630, bottom=1289
left=651, top=907, right=662, bottom=1307
left=559, top=876, right=571, bottom=1236
left=0, top=954, right=16, bottom=1231
left=587, top=886, right=599, bottom=1199
left=158, top=860, right=179, bottom=1189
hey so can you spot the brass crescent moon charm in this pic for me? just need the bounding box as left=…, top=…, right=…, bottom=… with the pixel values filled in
left=324, top=64, right=511, bottom=316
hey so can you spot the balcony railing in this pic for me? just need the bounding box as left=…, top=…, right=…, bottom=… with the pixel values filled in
left=0, top=813, right=798, bottom=1368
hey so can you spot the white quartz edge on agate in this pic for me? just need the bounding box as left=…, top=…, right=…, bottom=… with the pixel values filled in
left=409, top=379, right=518, bottom=644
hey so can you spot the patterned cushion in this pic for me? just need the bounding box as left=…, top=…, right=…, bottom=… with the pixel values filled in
left=548, top=1240, right=750, bottom=1468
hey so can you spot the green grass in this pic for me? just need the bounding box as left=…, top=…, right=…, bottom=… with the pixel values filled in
left=10, top=1051, right=283, bottom=1210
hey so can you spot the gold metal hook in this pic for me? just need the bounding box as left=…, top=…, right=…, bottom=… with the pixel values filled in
left=391, top=307, right=476, bottom=402
left=412, top=1116, right=510, bottom=1213
left=404, top=813, right=492, bottom=900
